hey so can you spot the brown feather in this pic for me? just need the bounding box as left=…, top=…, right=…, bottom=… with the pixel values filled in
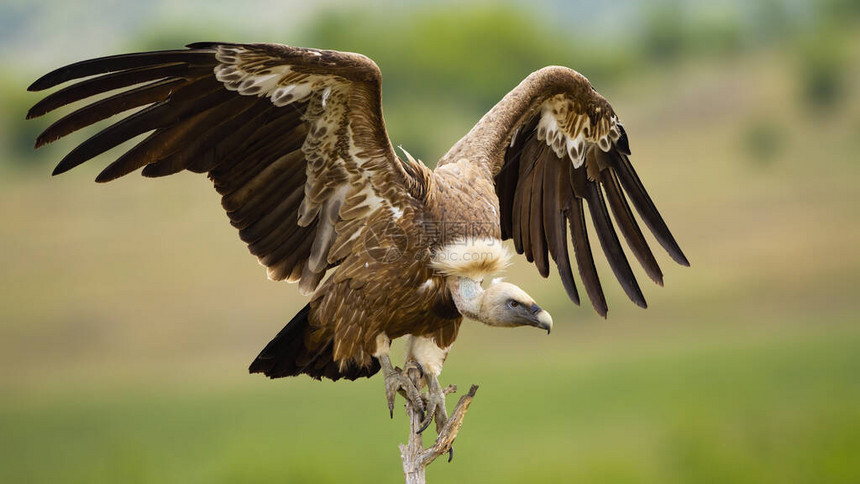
left=142, top=101, right=273, bottom=178
left=36, top=78, right=184, bottom=150
left=27, top=50, right=216, bottom=91
left=529, top=149, right=549, bottom=277
left=583, top=179, right=646, bottom=308
left=600, top=168, right=663, bottom=285
left=228, top=163, right=306, bottom=232
left=264, top=225, right=317, bottom=280
left=250, top=214, right=312, bottom=261
left=516, top=140, right=540, bottom=261
left=569, top=196, right=607, bottom=317
left=27, top=63, right=207, bottom=119
left=544, top=158, right=580, bottom=304
left=221, top=147, right=306, bottom=213
left=215, top=120, right=308, bottom=199
left=236, top=184, right=305, bottom=244
left=612, top=152, right=689, bottom=266
left=97, top=95, right=258, bottom=182
left=56, top=82, right=232, bottom=178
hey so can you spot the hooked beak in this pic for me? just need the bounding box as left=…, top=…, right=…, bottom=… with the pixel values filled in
left=528, top=304, right=553, bottom=334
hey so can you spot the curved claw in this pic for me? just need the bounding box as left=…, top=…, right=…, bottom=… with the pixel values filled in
left=384, top=367, right=425, bottom=419
left=402, top=360, right=426, bottom=382
left=380, top=353, right=426, bottom=419
left=417, top=415, right=433, bottom=434
left=417, top=375, right=449, bottom=434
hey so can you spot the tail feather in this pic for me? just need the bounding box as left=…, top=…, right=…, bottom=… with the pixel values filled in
left=249, top=304, right=380, bottom=381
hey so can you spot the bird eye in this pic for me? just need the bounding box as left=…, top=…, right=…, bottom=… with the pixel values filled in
left=507, top=299, right=520, bottom=309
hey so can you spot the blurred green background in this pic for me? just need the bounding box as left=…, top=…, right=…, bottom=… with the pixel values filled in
left=2, top=0, right=859, bottom=482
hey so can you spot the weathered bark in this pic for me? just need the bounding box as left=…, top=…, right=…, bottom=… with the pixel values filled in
left=398, top=368, right=478, bottom=484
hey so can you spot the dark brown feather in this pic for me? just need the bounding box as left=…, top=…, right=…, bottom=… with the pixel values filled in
left=262, top=224, right=317, bottom=281
left=250, top=213, right=313, bottom=261
left=214, top=117, right=308, bottom=199
left=543, top=158, right=580, bottom=304
left=510, top=156, right=527, bottom=255
left=568, top=197, right=607, bottom=316
left=515, top=136, right=543, bottom=261
left=612, top=152, right=689, bottom=266
left=496, top=115, right=538, bottom=240
left=54, top=80, right=231, bottom=177
left=496, top=150, right=518, bottom=240
left=600, top=168, right=663, bottom=285
left=529, top=149, right=549, bottom=277
left=236, top=183, right=305, bottom=245
left=142, top=100, right=274, bottom=178
left=27, top=50, right=216, bottom=91
left=36, top=78, right=184, bottom=150
left=583, top=180, right=646, bottom=308
left=96, top=95, right=258, bottom=182
left=27, top=63, right=206, bottom=119
left=220, top=142, right=306, bottom=215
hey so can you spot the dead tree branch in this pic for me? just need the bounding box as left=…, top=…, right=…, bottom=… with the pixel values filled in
left=398, top=369, right=479, bottom=484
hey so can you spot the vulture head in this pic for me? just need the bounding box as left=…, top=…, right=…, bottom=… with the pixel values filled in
left=450, top=277, right=553, bottom=334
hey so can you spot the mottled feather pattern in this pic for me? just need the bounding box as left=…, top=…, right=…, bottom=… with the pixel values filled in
left=208, top=45, right=417, bottom=295
left=535, top=94, right=621, bottom=169
left=445, top=65, right=688, bottom=316
left=313, top=206, right=461, bottom=371
left=29, top=47, right=686, bottom=379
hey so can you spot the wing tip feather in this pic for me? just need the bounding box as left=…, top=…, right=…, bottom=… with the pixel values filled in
left=28, top=77, right=53, bottom=92
left=185, top=42, right=224, bottom=50
left=52, top=161, right=73, bottom=177
left=95, top=168, right=121, bottom=183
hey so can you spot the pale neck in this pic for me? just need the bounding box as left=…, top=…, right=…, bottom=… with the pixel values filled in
left=448, top=277, right=485, bottom=322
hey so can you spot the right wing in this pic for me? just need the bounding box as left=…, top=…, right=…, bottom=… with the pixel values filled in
left=28, top=42, right=429, bottom=295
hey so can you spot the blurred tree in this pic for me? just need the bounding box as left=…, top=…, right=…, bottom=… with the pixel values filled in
left=741, top=118, right=784, bottom=167
left=749, top=0, right=800, bottom=44
left=797, top=30, right=849, bottom=112
left=301, top=5, right=636, bottom=161
left=640, top=1, right=688, bottom=63
left=9, top=0, right=859, bottom=172
left=821, top=0, right=860, bottom=26
left=1, top=77, right=46, bottom=169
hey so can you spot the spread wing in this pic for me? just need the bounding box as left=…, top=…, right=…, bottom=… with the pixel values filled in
left=28, top=42, right=428, bottom=295
left=444, top=66, right=688, bottom=317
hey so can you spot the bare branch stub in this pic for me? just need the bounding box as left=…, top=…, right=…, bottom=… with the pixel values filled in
left=421, top=385, right=478, bottom=467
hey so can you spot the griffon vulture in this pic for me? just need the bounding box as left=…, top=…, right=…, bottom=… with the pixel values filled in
left=28, top=42, right=688, bottom=430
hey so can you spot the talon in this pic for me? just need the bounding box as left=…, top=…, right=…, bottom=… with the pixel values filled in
left=413, top=362, right=425, bottom=379
left=417, top=416, right=432, bottom=435
left=447, top=446, right=454, bottom=463
left=403, top=360, right=425, bottom=382
left=420, top=373, right=450, bottom=434
left=380, top=354, right=425, bottom=419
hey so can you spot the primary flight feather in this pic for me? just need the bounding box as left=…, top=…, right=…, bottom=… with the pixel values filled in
left=28, top=42, right=688, bottom=428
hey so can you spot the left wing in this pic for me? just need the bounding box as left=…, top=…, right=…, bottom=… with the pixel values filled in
left=442, top=66, right=688, bottom=316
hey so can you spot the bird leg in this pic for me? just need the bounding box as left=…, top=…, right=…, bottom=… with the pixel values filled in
left=403, top=335, right=454, bottom=434
left=379, top=353, right=425, bottom=420
left=417, top=371, right=450, bottom=434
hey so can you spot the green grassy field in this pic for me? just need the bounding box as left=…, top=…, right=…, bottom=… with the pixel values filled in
left=2, top=319, right=858, bottom=483
left=2, top=19, right=859, bottom=484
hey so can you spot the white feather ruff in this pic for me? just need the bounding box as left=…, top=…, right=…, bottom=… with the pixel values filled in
left=430, top=238, right=511, bottom=279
